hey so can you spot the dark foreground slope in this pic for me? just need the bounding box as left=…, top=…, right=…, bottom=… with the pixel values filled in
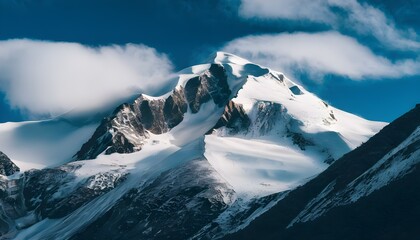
left=229, top=104, right=420, bottom=240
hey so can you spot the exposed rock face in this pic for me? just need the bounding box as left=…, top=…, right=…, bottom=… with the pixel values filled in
left=185, top=64, right=231, bottom=113
left=0, top=151, right=19, bottom=176
left=210, top=100, right=251, bottom=134
left=74, top=103, right=150, bottom=160
left=74, top=89, right=186, bottom=160
left=253, top=101, right=283, bottom=135
left=74, top=63, right=230, bottom=161
left=0, top=175, right=26, bottom=235
left=71, top=159, right=235, bottom=240
left=163, top=88, right=188, bottom=128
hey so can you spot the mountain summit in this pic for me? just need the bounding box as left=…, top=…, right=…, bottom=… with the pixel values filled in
left=0, top=52, right=386, bottom=239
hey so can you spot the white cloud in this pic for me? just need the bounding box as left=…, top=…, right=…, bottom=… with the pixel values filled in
left=240, top=0, right=335, bottom=24
left=223, top=31, right=420, bottom=80
left=0, top=39, right=174, bottom=118
left=238, top=0, right=420, bottom=50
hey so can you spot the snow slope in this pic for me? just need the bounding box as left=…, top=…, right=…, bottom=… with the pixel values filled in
left=204, top=135, right=326, bottom=197
left=0, top=119, right=98, bottom=171
left=204, top=52, right=386, bottom=197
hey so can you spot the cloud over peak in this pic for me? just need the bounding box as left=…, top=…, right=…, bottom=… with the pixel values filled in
left=223, top=31, right=420, bottom=80
left=0, top=39, right=174, bottom=119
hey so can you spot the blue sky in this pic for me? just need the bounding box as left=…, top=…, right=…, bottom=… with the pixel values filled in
left=0, top=0, right=419, bottom=123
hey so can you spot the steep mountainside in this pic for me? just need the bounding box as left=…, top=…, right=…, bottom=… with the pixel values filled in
left=229, top=104, right=420, bottom=240
left=0, top=151, right=19, bottom=176
left=0, top=52, right=386, bottom=239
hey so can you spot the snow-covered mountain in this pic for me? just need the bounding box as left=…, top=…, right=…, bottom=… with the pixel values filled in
left=0, top=52, right=386, bottom=239
left=230, top=104, right=420, bottom=240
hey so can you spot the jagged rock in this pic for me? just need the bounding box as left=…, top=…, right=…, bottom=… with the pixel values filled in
left=163, top=88, right=188, bottom=128
left=210, top=100, right=251, bottom=134
left=254, top=101, right=283, bottom=135
left=74, top=63, right=231, bottom=161
left=185, top=64, right=231, bottom=113
left=0, top=151, right=19, bottom=176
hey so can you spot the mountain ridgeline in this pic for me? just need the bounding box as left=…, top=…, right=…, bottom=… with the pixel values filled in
left=0, top=52, right=396, bottom=239
left=74, top=64, right=231, bottom=160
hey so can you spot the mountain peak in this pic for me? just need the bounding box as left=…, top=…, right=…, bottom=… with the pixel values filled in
left=0, top=52, right=389, bottom=239
left=213, top=51, right=251, bottom=65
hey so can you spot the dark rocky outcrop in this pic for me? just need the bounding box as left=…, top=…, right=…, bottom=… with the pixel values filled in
left=185, top=64, right=231, bottom=113
left=163, top=88, right=188, bottom=128
left=74, top=102, right=150, bottom=160
left=0, top=151, right=19, bottom=176
left=209, top=100, right=251, bottom=134
left=254, top=101, right=283, bottom=135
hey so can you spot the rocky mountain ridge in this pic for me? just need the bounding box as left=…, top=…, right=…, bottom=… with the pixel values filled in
left=0, top=52, right=387, bottom=239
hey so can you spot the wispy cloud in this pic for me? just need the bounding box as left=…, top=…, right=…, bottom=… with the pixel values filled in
left=238, top=0, right=420, bottom=50
left=223, top=31, right=420, bottom=80
left=0, top=39, right=174, bottom=118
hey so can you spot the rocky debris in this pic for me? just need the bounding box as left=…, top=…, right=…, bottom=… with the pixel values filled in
left=163, top=88, right=188, bottom=128
left=71, top=159, right=235, bottom=240
left=0, top=151, right=19, bottom=176
left=74, top=103, right=150, bottom=160
left=74, top=63, right=231, bottom=161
